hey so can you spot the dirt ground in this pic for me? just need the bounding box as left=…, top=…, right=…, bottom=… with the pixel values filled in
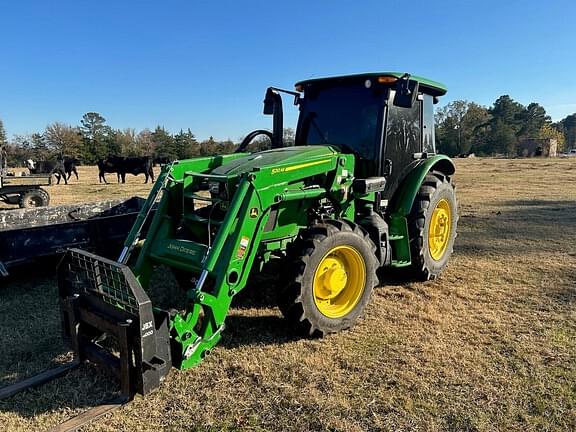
left=0, top=159, right=575, bottom=431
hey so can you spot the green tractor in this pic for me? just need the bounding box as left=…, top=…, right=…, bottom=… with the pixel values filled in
left=53, top=72, right=457, bottom=402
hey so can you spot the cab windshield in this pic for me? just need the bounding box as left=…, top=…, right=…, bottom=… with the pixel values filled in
left=296, top=83, right=387, bottom=162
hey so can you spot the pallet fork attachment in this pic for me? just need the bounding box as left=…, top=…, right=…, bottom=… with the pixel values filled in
left=0, top=248, right=172, bottom=430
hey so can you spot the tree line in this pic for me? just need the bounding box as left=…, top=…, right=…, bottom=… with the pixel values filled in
left=1, top=96, right=575, bottom=165
left=435, top=96, right=574, bottom=156
left=0, top=112, right=286, bottom=166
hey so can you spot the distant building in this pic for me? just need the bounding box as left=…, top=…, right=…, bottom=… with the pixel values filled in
left=517, top=138, right=558, bottom=157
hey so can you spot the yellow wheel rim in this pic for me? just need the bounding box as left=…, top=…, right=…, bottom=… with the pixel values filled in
left=428, top=198, right=452, bottom=261
left=313, top=245, right=366, bottom=318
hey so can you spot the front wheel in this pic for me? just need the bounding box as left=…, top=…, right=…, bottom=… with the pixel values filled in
left=408, top=171, right=457, bottom=280
left=278, top=220, right=379, bottom=336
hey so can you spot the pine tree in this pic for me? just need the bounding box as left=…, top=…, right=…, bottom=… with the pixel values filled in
left=174, top=128, right=199, bottom=159
left=560, top=114, right=576, bottom=150
left=517, top=103, right=551, bottom=138
left=31, top=133, right=50, bottom=159
left=80, top=112, right=109, bottom=162
left=151, top=126, right=177, bottom=161
left=487, top=119, right=517, bottom=155
left=485, top=95, right=525, bottom=155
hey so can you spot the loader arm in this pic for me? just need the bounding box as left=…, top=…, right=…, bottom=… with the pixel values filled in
left=57, top=149, right=356, bottom=397
left=130, top=151, right=354, bottom=369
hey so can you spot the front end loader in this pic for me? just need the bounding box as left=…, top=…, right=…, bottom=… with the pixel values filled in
left=1, top=72, right=458, bottom=429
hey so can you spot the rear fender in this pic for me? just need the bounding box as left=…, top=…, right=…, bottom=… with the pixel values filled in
left=388, top=155, right=455, bottom=217
left=386, top=155, right=455, bottom=267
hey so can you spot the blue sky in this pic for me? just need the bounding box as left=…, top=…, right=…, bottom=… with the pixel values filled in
left=1, top=0, right=575, bottom=141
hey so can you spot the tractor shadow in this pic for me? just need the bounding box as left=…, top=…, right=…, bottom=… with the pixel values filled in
left=456, top=198, right=576, bottom=305
left=146, top=263, right=296, bottom=349
left=222, top=260, right=299, bottom=348
left=221, top=315, right=296, bottom=349
left=456, top=199, right=576, bottom=257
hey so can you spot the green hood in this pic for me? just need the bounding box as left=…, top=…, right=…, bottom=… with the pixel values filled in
left=210, top=145, right=338, bottom=176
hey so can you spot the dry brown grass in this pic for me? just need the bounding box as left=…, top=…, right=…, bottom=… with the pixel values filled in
left=0, top=158, right=575, bottom=431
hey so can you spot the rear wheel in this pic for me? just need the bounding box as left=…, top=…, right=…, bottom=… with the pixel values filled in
left=18, top=188, right=50, bottom=208
left=408, top=171, right=457, bottom=280
left=279, top=220, right=378, bottom=336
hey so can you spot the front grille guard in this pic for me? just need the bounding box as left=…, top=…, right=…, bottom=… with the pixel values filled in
left=58, top=248, right=172, bottom=396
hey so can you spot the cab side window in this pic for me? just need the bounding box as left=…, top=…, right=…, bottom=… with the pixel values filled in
left=422, top=94, right=435, bottom=153
left=382, top=92, right=422, bottom=198
left=385, top=93, right=422, bottom=162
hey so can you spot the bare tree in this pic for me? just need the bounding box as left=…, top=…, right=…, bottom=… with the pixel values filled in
left=44, top=122, right=83, bottom=157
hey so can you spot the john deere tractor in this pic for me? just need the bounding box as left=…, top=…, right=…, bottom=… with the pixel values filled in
left=55, top=72, right=457, bottom=398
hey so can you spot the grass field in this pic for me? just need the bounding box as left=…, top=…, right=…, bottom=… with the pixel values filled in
left=0, top=159, right=575, bottom=431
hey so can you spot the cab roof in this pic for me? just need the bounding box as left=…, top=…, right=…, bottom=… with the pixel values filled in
left=295, top=72, right=447, bottom=97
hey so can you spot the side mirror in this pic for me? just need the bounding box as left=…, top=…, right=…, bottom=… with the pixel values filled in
left=262, top=88, right=284, bottom=148
left=393, top=77, right=419, bottom=108
left=263, top=88, right=275, bottom=115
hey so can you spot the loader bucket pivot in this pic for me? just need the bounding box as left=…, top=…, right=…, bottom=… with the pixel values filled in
left=58, top=248, right=172, bottom=397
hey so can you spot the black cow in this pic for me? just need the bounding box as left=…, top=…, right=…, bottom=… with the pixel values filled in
left=97, top=158, right=121, bottom=183
left=26, top=159, right=68, bottom=184
left=98, top=156, right=154, bottom=184
left=62, top=157, right=79, bottom=181
left=153, top=156, right=172, bottom=166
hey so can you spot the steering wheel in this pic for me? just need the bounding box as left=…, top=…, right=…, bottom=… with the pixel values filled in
left=235, top=129, right=274, bottom=153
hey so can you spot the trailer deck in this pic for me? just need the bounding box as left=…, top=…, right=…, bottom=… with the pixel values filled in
left=0, top=196, right=151, bottom=276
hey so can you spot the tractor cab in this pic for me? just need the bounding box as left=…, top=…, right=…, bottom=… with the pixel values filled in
left=259, top=73, right=447, bottom=201
left=294, top=73, right=447, bottom=199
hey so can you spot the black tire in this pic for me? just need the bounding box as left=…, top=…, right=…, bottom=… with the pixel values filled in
left=18, top=188, right=50, bottom=208
left=408, top=171, right=457, bottom=280
left=278, top=220, right=379, bottom=337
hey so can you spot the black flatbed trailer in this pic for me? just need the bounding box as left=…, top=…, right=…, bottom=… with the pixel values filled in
left=0, top=196, right=151, bottom=276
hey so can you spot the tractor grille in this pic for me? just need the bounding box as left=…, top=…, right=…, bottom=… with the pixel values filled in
left=63, top=249, right=139, bottom=316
